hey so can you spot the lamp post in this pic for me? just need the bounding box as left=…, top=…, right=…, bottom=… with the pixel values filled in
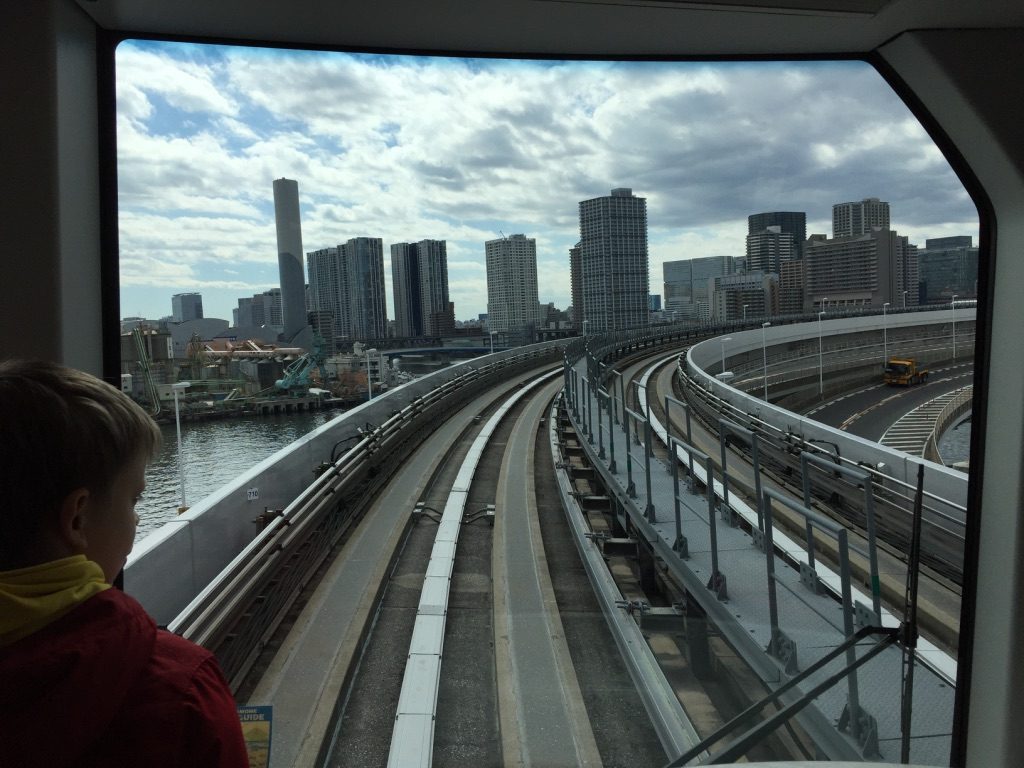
left=489, top=330, right=496, bottom=354
left=902, top=290, right=909, bottom=309
left=366, top=347, right=378, bottom=401
left=172, top=381, right=190, bottom=511
left=882, top=302, right=890, bottom=363
left=823, top=296, right=829, bottom=313
left=720, top=336, right=732, bottom=375
left=742, top=304, right=748, bottom=322
left=817, top=311, right=825, bottom=396
left=761, top=322, right=771, bottom=401
left=951, top=295, right=958, bottom=359
left=582, top=319, right=589, bottom=337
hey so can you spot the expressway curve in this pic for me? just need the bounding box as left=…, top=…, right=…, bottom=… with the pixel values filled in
left=640, top=351, right=962, bottom=654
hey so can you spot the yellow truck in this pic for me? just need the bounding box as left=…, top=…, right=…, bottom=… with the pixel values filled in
left=884, top=357, right=929, bottom=386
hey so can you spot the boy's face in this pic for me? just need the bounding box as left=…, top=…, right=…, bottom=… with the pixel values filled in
left=81, top=457, right=147, bottom=583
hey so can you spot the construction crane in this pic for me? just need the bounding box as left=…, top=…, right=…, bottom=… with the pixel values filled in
left=274, top=333, right=327, bottom=392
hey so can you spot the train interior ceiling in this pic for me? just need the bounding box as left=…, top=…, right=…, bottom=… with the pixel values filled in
left=4, top=1, right=1023, bottom=766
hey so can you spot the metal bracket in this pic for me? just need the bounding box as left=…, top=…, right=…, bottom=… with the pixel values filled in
left=463, top=504, right=496, bottom=525
left=751, top=528, right=766, bottom=552
left=800, top=562, right=824, bottom=594
left=672, top=534, right=689, bottom=558
left=706, top=570, right=729, bottom=601
left=838, top=702, right=881, bottom=760
left=854, top=600, right=881, bottom=630
left=768, top=627, right=800, bottom=675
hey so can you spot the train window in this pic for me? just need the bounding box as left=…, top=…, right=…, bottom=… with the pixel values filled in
left=114, top=39, right=978, bottom=766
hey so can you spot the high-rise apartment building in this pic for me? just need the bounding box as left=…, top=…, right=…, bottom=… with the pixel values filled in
left=804, top=228, right=911, bottom=310
left=417, top=239, right=453, bottom=337
left=391, top=243, right=423, bottom=338
left=307, top=246, right=346, bottom=340
left=344, top=237, right=388, bottom=340
left=746, top=225, right=796, bottom=275
left=171, top=292, right=203, bottom=323
left=832, top=197, right=890, bottom=238
left=918, top=236, right=978, bottom=303
left=779, top=260, right=806, bottom=315
left=485, top=234, right=541, bottom=335
left=272, top=178, right=308, bottom=340
left=390, top=240, right=453, bottom=337
left=748, top=212, right=806, bottom=258
left=569, top=242, right=582, bottom=325
left=578, top=188, right=649, bottom=332
left=306, top=239, right=387, bottom=345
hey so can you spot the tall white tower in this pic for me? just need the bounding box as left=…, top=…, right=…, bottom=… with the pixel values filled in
left=273, top=178, right=308, bottom=340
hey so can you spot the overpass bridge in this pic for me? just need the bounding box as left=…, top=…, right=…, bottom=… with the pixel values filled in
left=123, top=307, right=972, bottom=767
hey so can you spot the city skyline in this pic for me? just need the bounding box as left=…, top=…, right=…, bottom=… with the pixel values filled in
left=116, top=42, right=979, bottom=322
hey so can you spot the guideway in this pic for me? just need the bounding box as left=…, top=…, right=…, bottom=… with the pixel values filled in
left=565, top=352, right=955, bottom=765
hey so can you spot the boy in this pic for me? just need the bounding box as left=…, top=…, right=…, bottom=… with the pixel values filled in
left=0, top=360, right=248, bottom=767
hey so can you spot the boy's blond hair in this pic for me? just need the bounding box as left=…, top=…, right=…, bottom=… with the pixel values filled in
left=0, top=360, right=161, bottom=568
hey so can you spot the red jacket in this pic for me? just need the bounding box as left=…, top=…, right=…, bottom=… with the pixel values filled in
left=0, top=588, right=248, bottom=768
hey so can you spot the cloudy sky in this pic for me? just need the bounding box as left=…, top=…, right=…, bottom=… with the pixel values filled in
left=116, top=40, right=978, bottom=323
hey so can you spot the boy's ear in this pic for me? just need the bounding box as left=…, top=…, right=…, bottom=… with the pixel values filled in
left=58, top=487, right=92, bottom=551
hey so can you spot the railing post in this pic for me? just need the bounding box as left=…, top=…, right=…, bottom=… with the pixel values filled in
left=705, top=456, right=727, bottom=600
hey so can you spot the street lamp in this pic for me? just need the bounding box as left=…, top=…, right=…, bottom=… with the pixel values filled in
left=366, top=347, right=378, bottom=401
left=761, top=322, right=771, bottom=401
left=817, top=311, right=826, bottom=396
left=172, top=381, right=190, bottom=511
left=902, top=290, right=909, bottom=309
left=489, top=330, right=496, bottom=354
left=951, top=295, right=958, bottom=359
left=742, top=304, right=749, bottom=322
left=882, top=302, right=890, bottom=363
left=823, top=296, right=829, bottom=313
left=720, top=336, right=732, bottom=374
left=582, top=319, right=589, bottom=337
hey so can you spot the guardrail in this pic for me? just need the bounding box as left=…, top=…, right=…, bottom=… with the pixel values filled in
left=166, top=343, right=564, bottom=690
left=924, top=386, right=974, bottom=465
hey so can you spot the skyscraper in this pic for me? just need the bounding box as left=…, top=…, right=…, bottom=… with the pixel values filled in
left=171, top=293, right=203, bottom=323
left=748, top=211, right=806, bottom=258
left=485, top=234, right=541, bottom=335
left=578, top=188, right=649, bottom=332
left=832, top=197, right=890, bottom=238
left=917, top=236, right=978, bottom=304
left=663, top=255, right=735, bottom=319
left=391, top=243, right=423, bottom=338
left=344, top=237, right=388, bottom=340
left=390, top=240, right=452, bottom=338
left=273, top=178, right=308, bottom=340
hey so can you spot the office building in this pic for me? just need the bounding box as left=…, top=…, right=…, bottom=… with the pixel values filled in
left=918, top=236, right=979, bottom=303
left=648, top=294, right=661, bottom=312
left=486, top=234, right=541, bottom=335
left=273, top=178, right=308, bottom=340
left=746, top=225, right=796, bottom=274
left=748, top=211, right=806, bottom=258
left=663, top=255, right=736, bottom=319
left=171, top=293, right=203, bottom=323
left=804, top=228, right=912, bottom=310
left=708, top=271, right=778, bottom=322
left=578, top=188, right=649, bottom=332
left=832, top=197, right=890, bottom=237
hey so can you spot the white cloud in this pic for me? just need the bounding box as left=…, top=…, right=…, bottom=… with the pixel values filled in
left=115, top=46, right=978, bottom=321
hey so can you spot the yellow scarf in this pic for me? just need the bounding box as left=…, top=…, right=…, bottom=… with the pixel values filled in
left=0, top=555, right=109, bottom=647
